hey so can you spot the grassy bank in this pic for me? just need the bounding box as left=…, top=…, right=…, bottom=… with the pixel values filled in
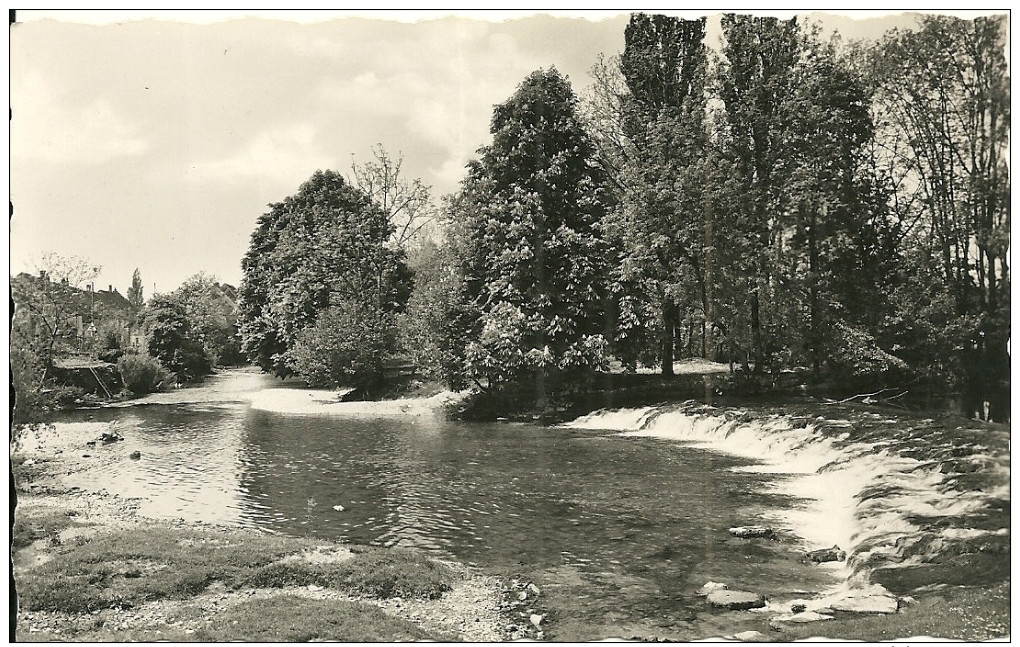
left=11, top=442, right=507, bottom=642
left=12, top=498, right=504, bottom=641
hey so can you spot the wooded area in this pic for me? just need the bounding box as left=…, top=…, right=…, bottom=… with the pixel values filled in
left=13, top=13, right=1008, bottom=425
left=234, top=13, right=1008, bottom=421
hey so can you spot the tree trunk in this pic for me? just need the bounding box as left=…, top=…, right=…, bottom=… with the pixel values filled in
left=660, top=299, right=675, bottom=376
left=809, top=202, right=821, bottom=378
left=750, top=289, right=763, bottom=375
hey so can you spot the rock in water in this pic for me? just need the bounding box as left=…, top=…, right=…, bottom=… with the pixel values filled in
left=830, top=595, right=898, bottom=614
left=332, top=505, right=345, bottom=512
left=729, top=526, right=775, bottom=539
left=732, top=630, right=766, bottom=641
left=806, top=545, right=846, bottom=563
left=706, top=590, right=767, bottom=610
left=771, top=611, right=834, bottom=623
left=696, top=582, right=729, bottom=597
left=129, top=451, right=141, bottom=460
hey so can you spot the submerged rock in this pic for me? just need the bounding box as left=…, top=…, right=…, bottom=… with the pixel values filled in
left=706, top=590, right=766, bottom=610
left=806, top=545, right=846, bottom=563
left=731, top=630, right=766, bottom=641
left=830, top=595, right=898, bottom=614
left=729, top=526, right=775, bottom=539
left=129, top=451, right=141, bottom=460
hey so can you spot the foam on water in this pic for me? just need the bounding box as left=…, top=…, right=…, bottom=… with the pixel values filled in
left=562, top=405, right=1006, bottom=609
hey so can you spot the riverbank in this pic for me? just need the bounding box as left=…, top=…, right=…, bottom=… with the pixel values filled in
left=248, top=386, right=469, bottom=417
left=10, top=427, right=517, bottom=642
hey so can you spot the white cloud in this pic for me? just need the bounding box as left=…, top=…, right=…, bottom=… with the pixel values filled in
left=11, top=73, right=151, bottom=165
left=185, top=122, right=338, bottom=188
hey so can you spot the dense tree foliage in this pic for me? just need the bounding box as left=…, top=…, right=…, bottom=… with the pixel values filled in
left=223, top=13, right=1008, bottom=422
left=238, top=170, right=410, bottom=387
left=612, top=14, right=711, bottom=375
left=573, top=12, right=1008, bottom=419
left=145, top=293, right=213, bottom=382
left=398, top=238, right=474, bottom=390
left=143, top=273, right=243, bottom=382
left=127, top=268, right=144, bottom=311
left=173, top=273, right=244, bottom=366
left=444, top=68, right=615, bottom=403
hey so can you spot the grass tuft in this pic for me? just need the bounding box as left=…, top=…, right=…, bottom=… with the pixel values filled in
left=12, top=508, right=80, bottom=550
left=246, top=547, right=456, bottom=599
left=191, top=595, right=457, bottom=642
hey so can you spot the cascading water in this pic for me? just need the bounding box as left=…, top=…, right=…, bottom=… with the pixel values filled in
left=562, top=403, right=1010, bottom=614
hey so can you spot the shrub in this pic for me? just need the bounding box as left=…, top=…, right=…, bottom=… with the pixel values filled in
left=48, top=385, right=86, bottom=408
left=286, top=299, right=395, bottom=392
left=117, top=354, right=173, bottom=395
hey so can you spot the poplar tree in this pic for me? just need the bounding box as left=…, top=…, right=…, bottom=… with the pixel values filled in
left=615, top=13, right=710, bottom=374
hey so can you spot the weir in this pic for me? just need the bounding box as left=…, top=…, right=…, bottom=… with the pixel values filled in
left=562, top=404, right=1010, bottom=612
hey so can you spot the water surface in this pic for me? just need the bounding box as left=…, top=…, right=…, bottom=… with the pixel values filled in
left=64, top=371, right=834, bottom=640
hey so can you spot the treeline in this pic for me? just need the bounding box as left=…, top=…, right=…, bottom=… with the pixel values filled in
left=235, top=13, right=1008, bottom=420
left=11, top=262, right=242, bottom=425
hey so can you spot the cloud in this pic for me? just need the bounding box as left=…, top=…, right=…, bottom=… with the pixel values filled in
left=11, top=72, right=151, bottom=164
left=185, top=122, right=339, bottom=189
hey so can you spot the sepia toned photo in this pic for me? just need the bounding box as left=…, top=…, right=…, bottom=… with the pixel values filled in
left=8, top=9, right=1010, bottom=642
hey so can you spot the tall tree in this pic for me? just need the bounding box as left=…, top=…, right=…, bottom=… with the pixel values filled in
left=451, top=68, right=614, bottom=402
left=779, top=30, right=900, bottom=379
left=615, top=13, right=710, bottom=375
left=145, top=293, right=212, bottom=382
left=172, top=273, right=243, bottom=367
left=869, top=14, right=1009, bottom=419
left=398, top=236, right=474, bottom=390
left=716, top=13, right=801, bottom=376
left=127, top=268, right=144, bottom=310
left=238, top=170, right=410, bottom=386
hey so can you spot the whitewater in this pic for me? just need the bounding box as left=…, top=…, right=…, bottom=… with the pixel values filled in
left=562, top=403, right=1010, bottom=615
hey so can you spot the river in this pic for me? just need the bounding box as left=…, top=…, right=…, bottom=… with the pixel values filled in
left=51, top=368, right=1008, bottom=640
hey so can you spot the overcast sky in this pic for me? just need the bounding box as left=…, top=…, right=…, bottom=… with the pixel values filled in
left=8, top=10, right=983, bottom=294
